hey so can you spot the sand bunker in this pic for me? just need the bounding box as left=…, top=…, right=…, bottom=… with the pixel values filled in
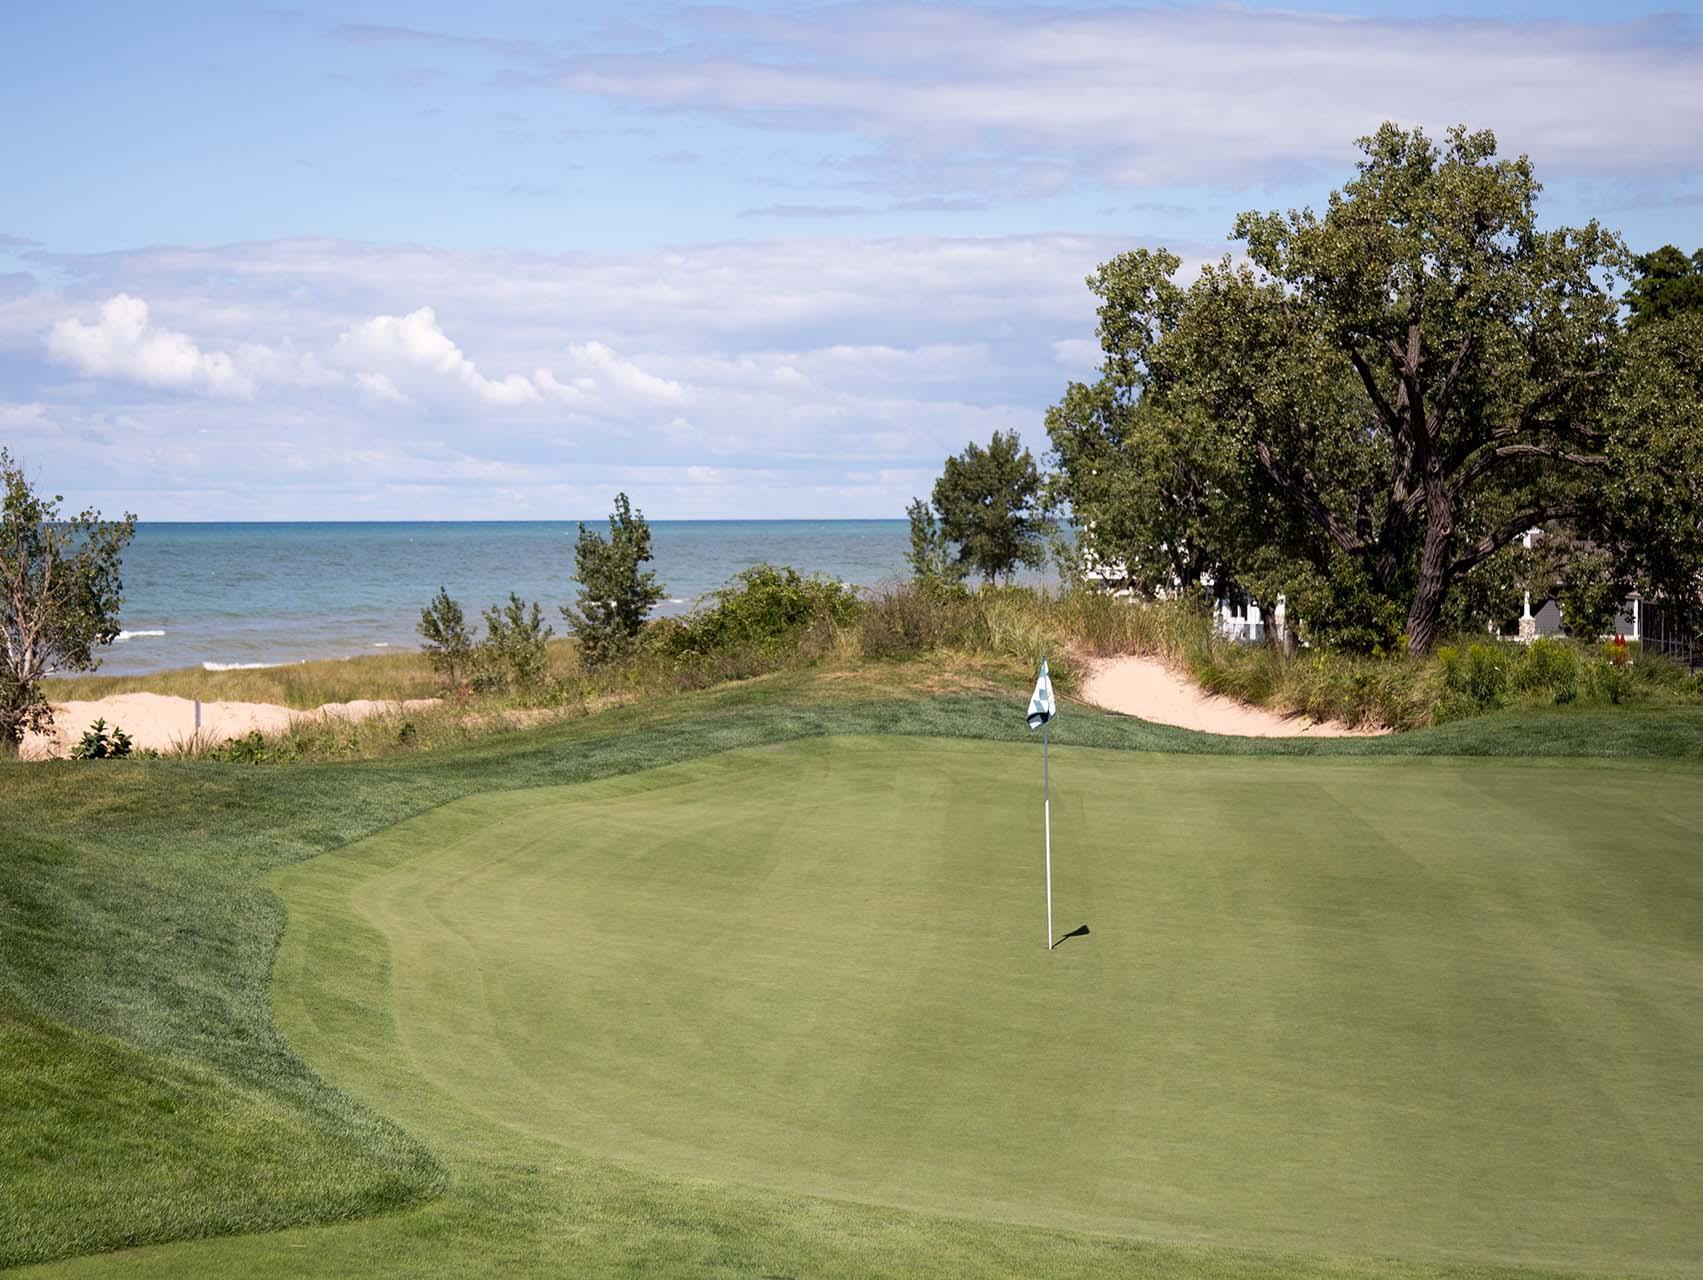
left=1078, top=655, right=1385, bottom=738
left=20, top=692, right=441, bottom=759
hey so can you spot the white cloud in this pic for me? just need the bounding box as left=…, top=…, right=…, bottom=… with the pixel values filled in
left=5, top=233, right=1138, bottom=517
left=47, top=294, right=257, bottom=398
left=0, top=400, right=49, bottom=427
left=543, top=5, right=1703, bottom=195
left=561, top=340, right=685, bottom=404
left=332, top=307, right=541, bottom=408
left=1052, top=338, right=1099, bottom=370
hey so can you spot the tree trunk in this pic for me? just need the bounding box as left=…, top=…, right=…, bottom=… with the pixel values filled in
left=1405, top=499, right=1454, bottom=655
left=1258, top=601, right=1284, bottom=653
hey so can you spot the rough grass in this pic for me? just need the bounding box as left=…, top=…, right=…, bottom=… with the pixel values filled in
left=5, top=679, right=1703, bottom=1275
left=0, top=991, right=437, bottom=1266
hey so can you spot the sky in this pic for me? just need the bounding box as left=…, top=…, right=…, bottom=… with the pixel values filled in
left=3, top=1, right=1702, bottom=520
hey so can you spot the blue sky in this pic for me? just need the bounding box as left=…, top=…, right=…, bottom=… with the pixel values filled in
left=4, top=1, right=1701, bottom=519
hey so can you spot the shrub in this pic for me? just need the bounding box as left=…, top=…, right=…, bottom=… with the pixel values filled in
left=855, top=582, right=975, bottom=659
left=1587, top=657, right=1638, bottom=705
left=418, top=587, right=476, bottom=691
left=1514, top=637, right=1579, bottom=704
left=480, top=594, right=554, bottom=694
left=70, top=718, right=132, bottom=759
left=205, top=729, right=297, bottom=765
left=658, top=565, right=861, bottom=661
left=1436, top=640, right=1510, bottom=718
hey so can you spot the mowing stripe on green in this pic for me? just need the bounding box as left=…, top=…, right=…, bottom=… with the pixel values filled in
left=258, top=737, right=1703, bottom=1276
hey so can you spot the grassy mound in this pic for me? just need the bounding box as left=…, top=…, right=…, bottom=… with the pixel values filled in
left=5, top=678, right=1703, bottom=1276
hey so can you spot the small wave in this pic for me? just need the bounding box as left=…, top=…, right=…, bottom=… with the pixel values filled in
left=202, top=661, right=280, bottom=671
left=372, top=642, right=392, bottom=648
left=667, top=597, right=687, bottom=604
left=115, top=629, right=166, bottom=642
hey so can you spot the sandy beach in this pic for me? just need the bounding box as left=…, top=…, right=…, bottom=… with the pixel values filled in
left=21, top=692, right=441, bottom=760
left=1078, top=654, right=1385, bottom=737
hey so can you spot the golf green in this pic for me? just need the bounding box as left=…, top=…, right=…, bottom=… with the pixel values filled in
left=270, top=736, right=1703, bottom=1275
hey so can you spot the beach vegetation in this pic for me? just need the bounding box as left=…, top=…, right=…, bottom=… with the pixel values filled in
left=652, top=563, right=860, bottom=662
left=903, top=496, right=955, bottom=587
left=44, top=578, right=1703, bottom=762
left=417, top=587, right=476, bottom=691
left=0, top=448, right=136, bottom=756
left=562, top=492, right=665, bottom=667
left=478, top=592, right=554, bottom=695
left=69, top=717, right=133, bottom=759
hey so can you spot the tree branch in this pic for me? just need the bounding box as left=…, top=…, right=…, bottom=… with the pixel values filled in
left=1449, top=441, right=1607, bottom=501
left=1422, top=333, right=1476, bottom=442
left=1348, top=346, right=1401, bottom=429
left=1384, top=336, right=1409, bottom=376
left=1253, top=441, right=1361, bottom=555
left=1451, top=504, right=1588, bottom=576
left=1514, top=370, right=1605, bottom=433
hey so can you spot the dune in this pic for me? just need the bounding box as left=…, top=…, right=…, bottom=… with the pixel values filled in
left=1078, top=654, right=1385, bottom=737
left=21, top=691, right=441, bottom=760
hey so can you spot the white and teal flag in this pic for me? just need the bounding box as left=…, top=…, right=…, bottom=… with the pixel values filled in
left=1026, top=659, right=1056, bottom=730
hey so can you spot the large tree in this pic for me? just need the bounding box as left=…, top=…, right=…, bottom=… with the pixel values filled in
left=1055, top=124, right=1702, bottom=653
left=1, top=449, right=136, bottom=754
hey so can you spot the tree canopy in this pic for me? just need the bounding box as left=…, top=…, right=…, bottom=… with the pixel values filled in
left=1, top=449, right=136, bottom=753
left=917, top=430, right=1050, bottom=585
left=1049, top=124, right=1703, bottom=653
left=1626, top=245, right=1703, bottom=328
left=562, top=493, right=664, bottom=667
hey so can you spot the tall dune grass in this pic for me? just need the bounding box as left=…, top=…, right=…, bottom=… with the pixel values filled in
left=44, top=579, right=1703, bottom=761
left=46, top=640, right=583, bottom=708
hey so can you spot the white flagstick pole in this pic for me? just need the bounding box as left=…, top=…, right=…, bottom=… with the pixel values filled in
left=1043, top=717, right=1053, bottom=949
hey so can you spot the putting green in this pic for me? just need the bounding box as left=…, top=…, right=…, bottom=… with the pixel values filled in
left=273, top=737, right=1703, bottom=1274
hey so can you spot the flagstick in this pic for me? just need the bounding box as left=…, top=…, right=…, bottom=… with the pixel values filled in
left=1043, top=718, right=1053, bottom=950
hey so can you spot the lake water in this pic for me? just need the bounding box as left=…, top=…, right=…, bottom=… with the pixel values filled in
left=101, top=520, right=939, bottom=675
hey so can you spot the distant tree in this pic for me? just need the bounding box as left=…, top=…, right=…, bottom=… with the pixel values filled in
left=904, top=497, right=954, bottom=587
left=481, top=593, right=553, bottom=691
left=1626, top=245, right=1703, bottom=328
left=924, top=431, right=1050, bottom=585
left=562, top=493, right=664, bottom=667
left=1, top=449, right=136, bottom=755
left=417, top=586, right=475, bottom=690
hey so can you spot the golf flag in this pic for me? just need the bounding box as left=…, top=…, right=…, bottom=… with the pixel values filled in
left=1027, top=659, right=1056, bottom=730
left=1029, top=659, right=1057, bottom=949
